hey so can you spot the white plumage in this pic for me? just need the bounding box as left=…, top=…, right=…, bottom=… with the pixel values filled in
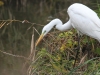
left=68, top=3, right=100, bottom=42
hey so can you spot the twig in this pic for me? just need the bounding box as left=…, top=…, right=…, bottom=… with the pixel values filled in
left=0, top=50, right=29, bottom=60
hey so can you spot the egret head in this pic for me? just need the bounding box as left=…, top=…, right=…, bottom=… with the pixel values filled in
left=35, top=24, right=54, bottom=46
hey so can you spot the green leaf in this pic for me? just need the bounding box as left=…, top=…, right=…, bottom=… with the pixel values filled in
left=95, top=47, right=100, bottom=55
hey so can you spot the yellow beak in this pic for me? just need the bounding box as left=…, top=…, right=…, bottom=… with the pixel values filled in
left=35, top=34, right=44, bottom=46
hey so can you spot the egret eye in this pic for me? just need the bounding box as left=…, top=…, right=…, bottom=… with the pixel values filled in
left=43, top=30, right=46, bottom=34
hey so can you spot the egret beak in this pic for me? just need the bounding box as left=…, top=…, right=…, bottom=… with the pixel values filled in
left=35, top=34, right=44, bottom=46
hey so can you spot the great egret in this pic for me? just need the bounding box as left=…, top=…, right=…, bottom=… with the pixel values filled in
left=35, top=3, right=100, bottom=46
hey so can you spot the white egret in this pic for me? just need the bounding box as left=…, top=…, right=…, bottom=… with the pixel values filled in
left=35, top=3, right=100, bottom=46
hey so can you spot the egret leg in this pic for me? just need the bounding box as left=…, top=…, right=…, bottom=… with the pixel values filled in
left=86, top=36, right=90, bottom=59
left=73, top=34, right=80, bottom=67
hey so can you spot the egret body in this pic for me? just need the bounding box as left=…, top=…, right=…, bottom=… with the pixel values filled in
left=36, top=3, right=100, bottom=46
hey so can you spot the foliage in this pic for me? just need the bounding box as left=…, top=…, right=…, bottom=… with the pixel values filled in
left=29, top=29, right=100, bottom=75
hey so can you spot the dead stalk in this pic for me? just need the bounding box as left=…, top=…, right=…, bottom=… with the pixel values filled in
left=27, top=27, right=36, bottom=75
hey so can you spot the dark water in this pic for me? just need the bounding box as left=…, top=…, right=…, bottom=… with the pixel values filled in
left=0, top=0, right=99, bottom=75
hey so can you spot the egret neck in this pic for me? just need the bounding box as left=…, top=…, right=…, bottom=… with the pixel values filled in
left=35, top=19, right=72, bottom=46
left=55, top=19, right=72, bottom=31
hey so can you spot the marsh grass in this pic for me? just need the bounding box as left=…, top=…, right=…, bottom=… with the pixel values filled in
left=0, top=19, right=43, bottom=75
left=27, top=25, right=100, bottom=75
